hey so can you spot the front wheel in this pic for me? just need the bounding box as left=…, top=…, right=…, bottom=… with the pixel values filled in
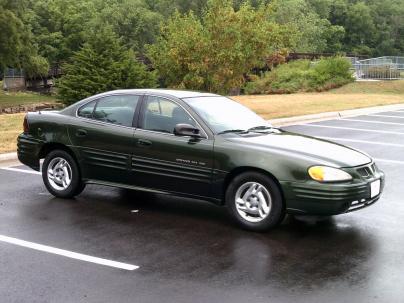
left=226, top=172, right=285, bottom=231
left=42, top=150, right=84, bottom=198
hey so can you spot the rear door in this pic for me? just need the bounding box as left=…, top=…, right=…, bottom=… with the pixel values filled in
left=130, top=95, right=214, bottom=198
left=69, top=94, right=142, bottom=184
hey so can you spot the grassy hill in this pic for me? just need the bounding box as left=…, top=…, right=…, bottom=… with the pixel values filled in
left=330, top=80, right=404, bottom=95
left=0, top=82, right=59, bottom=109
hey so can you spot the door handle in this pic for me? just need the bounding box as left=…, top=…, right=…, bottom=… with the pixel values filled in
left=76, top=129, right=87, bottom=138
left=137, top=139, right=152, bottom=147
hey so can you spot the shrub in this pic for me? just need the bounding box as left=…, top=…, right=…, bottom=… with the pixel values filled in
left=244, top=57, right=354, bottom=94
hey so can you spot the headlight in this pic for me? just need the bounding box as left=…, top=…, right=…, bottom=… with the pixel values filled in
left=308, top=166, right=352, bottom=182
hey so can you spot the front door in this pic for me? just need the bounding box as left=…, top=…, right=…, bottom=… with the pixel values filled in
left=131, top=95, right=214, bottom=198
left=68, top=94, right=141, bottom=184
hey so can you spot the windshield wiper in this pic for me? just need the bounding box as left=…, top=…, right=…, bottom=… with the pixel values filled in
left=217, top=129, right=248, bottom=135
left=247, top=125, right=274, bottom=132
left=217, top=126, right=276, bottom=135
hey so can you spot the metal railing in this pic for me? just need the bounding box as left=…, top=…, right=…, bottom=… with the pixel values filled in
left=4, top=68, right=24, bottom=78
left=352, top=56, right=404, bottom=80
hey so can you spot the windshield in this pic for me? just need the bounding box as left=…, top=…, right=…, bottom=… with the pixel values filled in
left=184, top=96, right=271, bottom=134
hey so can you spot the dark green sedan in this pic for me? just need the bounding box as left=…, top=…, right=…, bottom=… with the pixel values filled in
left=17, top=89, right=385, bottom=231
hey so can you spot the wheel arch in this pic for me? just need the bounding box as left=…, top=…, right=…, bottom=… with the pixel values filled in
left=38, top=143, right=81, bottom=177
left=39, top=142, right=76, bottom=159
left=221, top=166, right=285, bottom=206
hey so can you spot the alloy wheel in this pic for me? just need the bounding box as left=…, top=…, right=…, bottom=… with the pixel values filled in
left=234, top=182, right=272, bottom=223
left=47, top=157, right=72, bottom=191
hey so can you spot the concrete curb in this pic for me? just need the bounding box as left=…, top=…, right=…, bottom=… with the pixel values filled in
left=0, top=152, right=19, bottom=167
left=269, top=103, right=404, bottom=127
left=0, top=152, right=17, bottom=162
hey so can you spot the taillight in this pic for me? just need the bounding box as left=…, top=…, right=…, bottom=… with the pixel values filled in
left=23, top=115, right=29, bottom=133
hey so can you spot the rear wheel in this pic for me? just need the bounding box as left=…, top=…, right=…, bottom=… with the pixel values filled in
left=42, top=150, right=84, bottom=198
left=226, top=172, right=285, bottom=231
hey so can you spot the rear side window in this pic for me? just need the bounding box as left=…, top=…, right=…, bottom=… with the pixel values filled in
left=77, top=100, right=96, bottom=118
left=82, top=95, right=140, bottom=127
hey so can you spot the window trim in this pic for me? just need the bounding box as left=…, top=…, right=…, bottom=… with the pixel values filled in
left=77, top=100, right=97, bottom=119
left=75, top=93, right=143, bottom=129
left=138, top=94, right=208, bottom=139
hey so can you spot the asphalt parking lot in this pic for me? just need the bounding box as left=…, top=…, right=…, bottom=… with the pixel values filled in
left=1, top=109, right=404, bottom=303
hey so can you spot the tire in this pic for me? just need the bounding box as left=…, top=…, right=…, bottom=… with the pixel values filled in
left=74, top=181, right=86, bottom=196
left=226, top=172, right=285, bottom=231
left=42, top=150, right=82, bottom=198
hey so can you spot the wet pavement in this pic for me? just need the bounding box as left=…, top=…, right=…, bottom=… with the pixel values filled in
left=1, top=110, right=404, bottom=302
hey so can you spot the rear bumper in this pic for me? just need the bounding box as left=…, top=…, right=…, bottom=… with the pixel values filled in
left=17, top=133, right=42, bottom=171
left=281, top=171, right=385, bottom=215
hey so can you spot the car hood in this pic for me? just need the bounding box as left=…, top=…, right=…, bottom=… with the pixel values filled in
left=225, top=130, right=371, bottom=167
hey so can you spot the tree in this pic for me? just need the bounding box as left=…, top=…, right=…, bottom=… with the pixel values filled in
left=327, top=0, right=404, bottom=56
left=29, top=0, right=165, bottom=62
left=57, top=27, right=157, bottom=105
left=270, top=0, right=344, bottom=52
left=366, top=0, right=404, bottom=56
left=0, top=0, right=48, bottom=75
left=306, top=0, right=332, bottom=18
left=144, top=0, right=208, bottom=18
left=92, top=0, right=163, bottom=52
left=147, top=0, right=294, bottom=94
left=29, top=0, right=98, bottom=63
left=344, top=2, right=376, bottom=55
left=0, top=8, right=24, bottom=68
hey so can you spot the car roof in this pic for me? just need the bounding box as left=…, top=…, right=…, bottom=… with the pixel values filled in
left=60, top=89, right=221, bottom=116
left=101, top=89, right=220, bottom=99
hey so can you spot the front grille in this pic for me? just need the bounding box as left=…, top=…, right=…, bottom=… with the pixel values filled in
left=357, top=163, right=376, bottom=179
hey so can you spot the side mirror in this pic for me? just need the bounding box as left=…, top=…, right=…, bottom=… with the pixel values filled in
left=174, top=123, right=202, bottom=138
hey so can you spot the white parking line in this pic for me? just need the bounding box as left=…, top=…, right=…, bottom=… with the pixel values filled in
left=0, top=234, right=139, bottom=271
left=317, top=137, right=404, bottom=148
left=342, top=119, right=404, bottom=126
left=369, top=114, right=404, bottom=119
left=301, top=124, right=404, bottom=135
left=0, top=167, right=41, bottom=175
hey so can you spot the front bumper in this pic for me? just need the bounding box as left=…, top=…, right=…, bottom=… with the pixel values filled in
left=280, top=166, right=385, bottom=216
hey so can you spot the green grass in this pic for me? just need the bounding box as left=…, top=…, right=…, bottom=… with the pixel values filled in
left=0, top=81, right=59, bottom=108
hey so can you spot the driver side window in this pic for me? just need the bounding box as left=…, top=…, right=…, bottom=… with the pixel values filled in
left=141, top=96, right=196, bottom=134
